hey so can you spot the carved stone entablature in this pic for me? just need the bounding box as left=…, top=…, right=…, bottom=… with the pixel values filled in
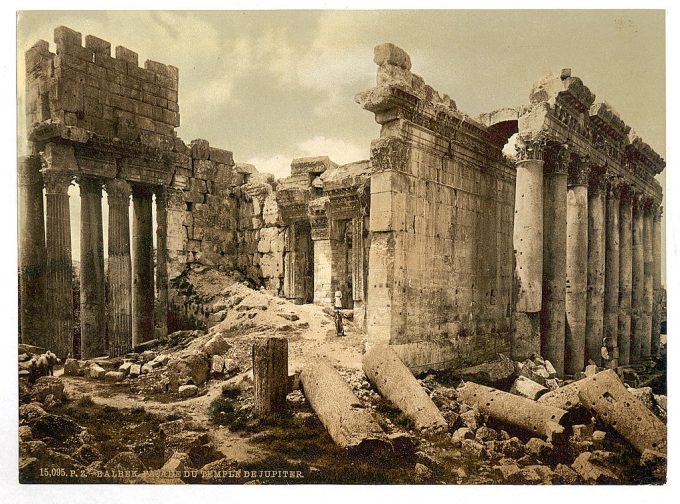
left=42, top=169, right=74, bottom=195
left=308, top=196, right=331, bottom=241
left=588, top=163, right=608, bottom=193
left=119, top=157, right=173, bottom=187
left=515, top=135, right=547, bottom=162
left=529, top=70, right=595, bottom=113
left=74, top=146, right=117, bottom=179
left=543, top=142, right=571, bottom=174
left=589, top=102, right=630, bottom=163
left=370, top=136, right=411, bottom=173
left=626, top=134, right=666, bottom=177
left=567, top=154, right=590, bottom=186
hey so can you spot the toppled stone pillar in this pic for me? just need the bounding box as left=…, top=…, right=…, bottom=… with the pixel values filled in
left=641, top=199, right=655, bottom=360
left=79, top=177, right=106, bottom=359
left=43, top=169, right=74, bottom=359
left=362, top=345, right=448, bottom=432
left=512, top=138, right=544, bottom=360
left=105, top=179, right=132, bottom=357
left=577, top=369, right=666, bottom=455
left=155, top=187, right=169, bottom=341
left=630, top=194, right=645, bottom=363
left=585, top=165, right=606, bottom=366
left=565, top=155, right=589, bottom=375
left=651, top=205, right=663, bottom=358
left=618, top=185, right=634, bottom=366
left=458, top=381, right=568, bottom=441
left=603, top=179, right=621, bottom=368
left=18, top=155, right=46, bottom=348
left=300, top=358, right=388, bottom=453
left=541, top=144, right=569, bottom=377
left=132, top=185, right=155, bottom=346
left=252, top=337, right=288, bottom=417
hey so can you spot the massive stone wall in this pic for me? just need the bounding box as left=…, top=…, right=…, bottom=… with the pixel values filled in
left=356, top=44, right=515, bottom=372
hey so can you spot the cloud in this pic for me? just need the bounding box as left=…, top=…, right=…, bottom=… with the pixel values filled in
left=246, top=135, right=369, bottom=180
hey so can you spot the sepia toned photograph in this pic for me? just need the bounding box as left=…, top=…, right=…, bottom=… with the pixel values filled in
left=14, top=7, right=668, bottom=487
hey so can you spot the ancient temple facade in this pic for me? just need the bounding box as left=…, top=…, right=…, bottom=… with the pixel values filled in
left=19, top=28, right=665, bottom=377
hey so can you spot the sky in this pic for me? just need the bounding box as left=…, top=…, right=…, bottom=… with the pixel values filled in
left=16, top=10, right=666, bottom=276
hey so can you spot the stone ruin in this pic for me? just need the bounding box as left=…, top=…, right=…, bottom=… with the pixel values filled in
left=19, top=28, right=665, bottom=378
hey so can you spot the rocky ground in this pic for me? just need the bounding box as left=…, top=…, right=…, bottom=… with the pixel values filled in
left=18, top=266, right=668, bottom=485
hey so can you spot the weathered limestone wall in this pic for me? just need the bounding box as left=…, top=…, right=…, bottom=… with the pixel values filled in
left=357, top=44, right=515, bottom=372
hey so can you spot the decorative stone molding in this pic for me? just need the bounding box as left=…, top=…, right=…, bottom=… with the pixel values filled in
left=515, top=135, right=547, bottom=161
left=104, top=178, right=132, bottom=205
left=567, top=154, right=589, bottom=186
left=42, top=170, right=74, bottom=195
left=543, top=142, right=571, bottom=174
left=588, top=163, right=608, bottom=193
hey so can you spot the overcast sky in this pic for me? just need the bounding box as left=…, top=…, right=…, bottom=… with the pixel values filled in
left=16, top=10, right=666, bottom=275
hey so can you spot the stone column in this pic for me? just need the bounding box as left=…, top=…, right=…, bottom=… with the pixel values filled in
left=651, top=204, right=663, bottom=358
left=18, top=155, right=46, bottom=347
left=565, top=155, right=588, bottom=375
left=641, top=198, right=655, bottom=360
left=618, top=185, right=633, bottom=366
left=512, top=139, right=544, bottom=360
left=105, top=179, right=132, bottom=357
left=132, top=185, right=155, bottom=346
left=603, top=179, right=621, bottom=368
left=155, top=187, right=169, bottom=341
left=309, top=197, right=334, bottom=306
left=79, top=178, right=107, bottom=359
left=43, top=170, right=74, bottom=359
left=630, top=193, right=645, bottom=363
left=585, top=165, right=606, bottom=367
left=540, top=144, right=569, bottom=377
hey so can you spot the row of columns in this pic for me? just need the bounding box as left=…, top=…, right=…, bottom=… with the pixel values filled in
left=514, top=142, right=662, bottom=378
left=18, top=156, right=168, bottom=359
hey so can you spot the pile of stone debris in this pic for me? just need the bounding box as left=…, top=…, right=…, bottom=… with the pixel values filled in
left=60, top=331, right=241, bottom=399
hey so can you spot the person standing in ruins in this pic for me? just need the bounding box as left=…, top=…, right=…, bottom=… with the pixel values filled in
left=334, top=287, right=345, bottom=336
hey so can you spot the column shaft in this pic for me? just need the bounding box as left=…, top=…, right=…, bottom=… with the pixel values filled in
left=79, top=178, right=106, bottom=359
left=630, top=197, right=645, bottom=363
left=651, top=206, right=663, bottom=358
left=132, top=186, right=155, bottom=346
left=618, top=188, right=633, bottom=366
left=540, top=145, right=568, bottom=377
left=43, top=171, right=74, bottom=359
left=18, top=155, right=46, bottom=347
left=106, top=179, right=132, bottom=357
left=641, top=202, right=654, bottom=359
left=585, top=171, right=606, bottom=366
left=155, top=188, right=169, bottom=341
left=603, top=183, right=620, bottom=368
left=512, top=153, right=544, bottom=360
left=565, top=157, right=588, bottom=375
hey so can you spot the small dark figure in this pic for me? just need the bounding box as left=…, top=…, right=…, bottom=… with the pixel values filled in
left=44, top=351, right=58, bottom=376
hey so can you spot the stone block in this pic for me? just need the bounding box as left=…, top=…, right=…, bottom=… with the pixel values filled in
left=63, top=358, right=80, bottom=376
left=209, top=147, right=234, bottom=165
left=510, top=375, right=548, bottom=400
left=118, top=362, right=133, bottom=375
left=373, top=43, right=412, bottom=70
left=129, top=364, right=142, bottom=378
left=89, top=365, right=106, bottom=380
left=178, top=384, right=198, bottom=398
left=191, top=139, right=210, bottom=160
left=104, top=371, right=125, bottom=383
left=115, top=46, right=138, bottom=65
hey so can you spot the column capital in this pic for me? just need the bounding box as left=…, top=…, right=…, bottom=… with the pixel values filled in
left=631, top=190, right=646, bottom=212
left=588, top=163, right=608, bottom=193
left=78, top=176, right=103, bottom=197
left=619, top=183, right=634, bottom=205
left=653, top=204, right=664, bottom=222
left=567, top=154, right=589, bottom=186
left=105, top=178, right=132, bottom=203
left=543, top=143, right=571, bottom=175
left=42, top=170, right=74, bottom=195
left=605, top=175, right=623, bottom=199
left=516, top=135, right=547, bottom=162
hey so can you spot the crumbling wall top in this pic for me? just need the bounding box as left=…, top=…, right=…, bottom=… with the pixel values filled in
left=290, top=156, right=338, bottom=175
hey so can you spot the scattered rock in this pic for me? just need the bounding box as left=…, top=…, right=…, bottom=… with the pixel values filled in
left=75, top=444, right=102, bottom=465
left=474, top=426, right=498, bottom=443
left=584, top=364, right=598, bottom=377
left=211, top=355, right=225, bottom=375
left=500, top=437, right=524, bottom=458
left=104, top=371, right=125, bottom=383
left=451, top=355, right=515, bottom=386
left=202, top=334, right=231, bottom=356
left=451, top=427, right=474, bottom=447
left=89, top=365, right=106, bottom=380
left=19, top=403, right=47, bottom=422
left=30, top=376, right=64, bottom=403
left=118, top=362, right=133, bottom=375
left=104, top=451, right=146, bottom=473
left=554, top=463, right=579, bottom=484
left=414, top=462, right=433, bottom=482
left=525, top=438, right=552, bottom=458
left=63, top=358, right=80, bottom=376
left=459, top=409, right=480, bottom=431
left=179, top=384, right=198, bottom=398
left=461, top=439, right=488, bottom=459
left=161, top=452, right=192, bottom=473
left=129, top=364, right=142, bottom=378
left=18, top=425, right=32, bottom=441
left=640, top=449, right=667, bottom=479
left=627, top=386, right=655, bottom=412
left=571, top=452, right=619, bottom=483
left=494, top=462, right=521, bottom=482
left=510, top=375, right=548, bottom=400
